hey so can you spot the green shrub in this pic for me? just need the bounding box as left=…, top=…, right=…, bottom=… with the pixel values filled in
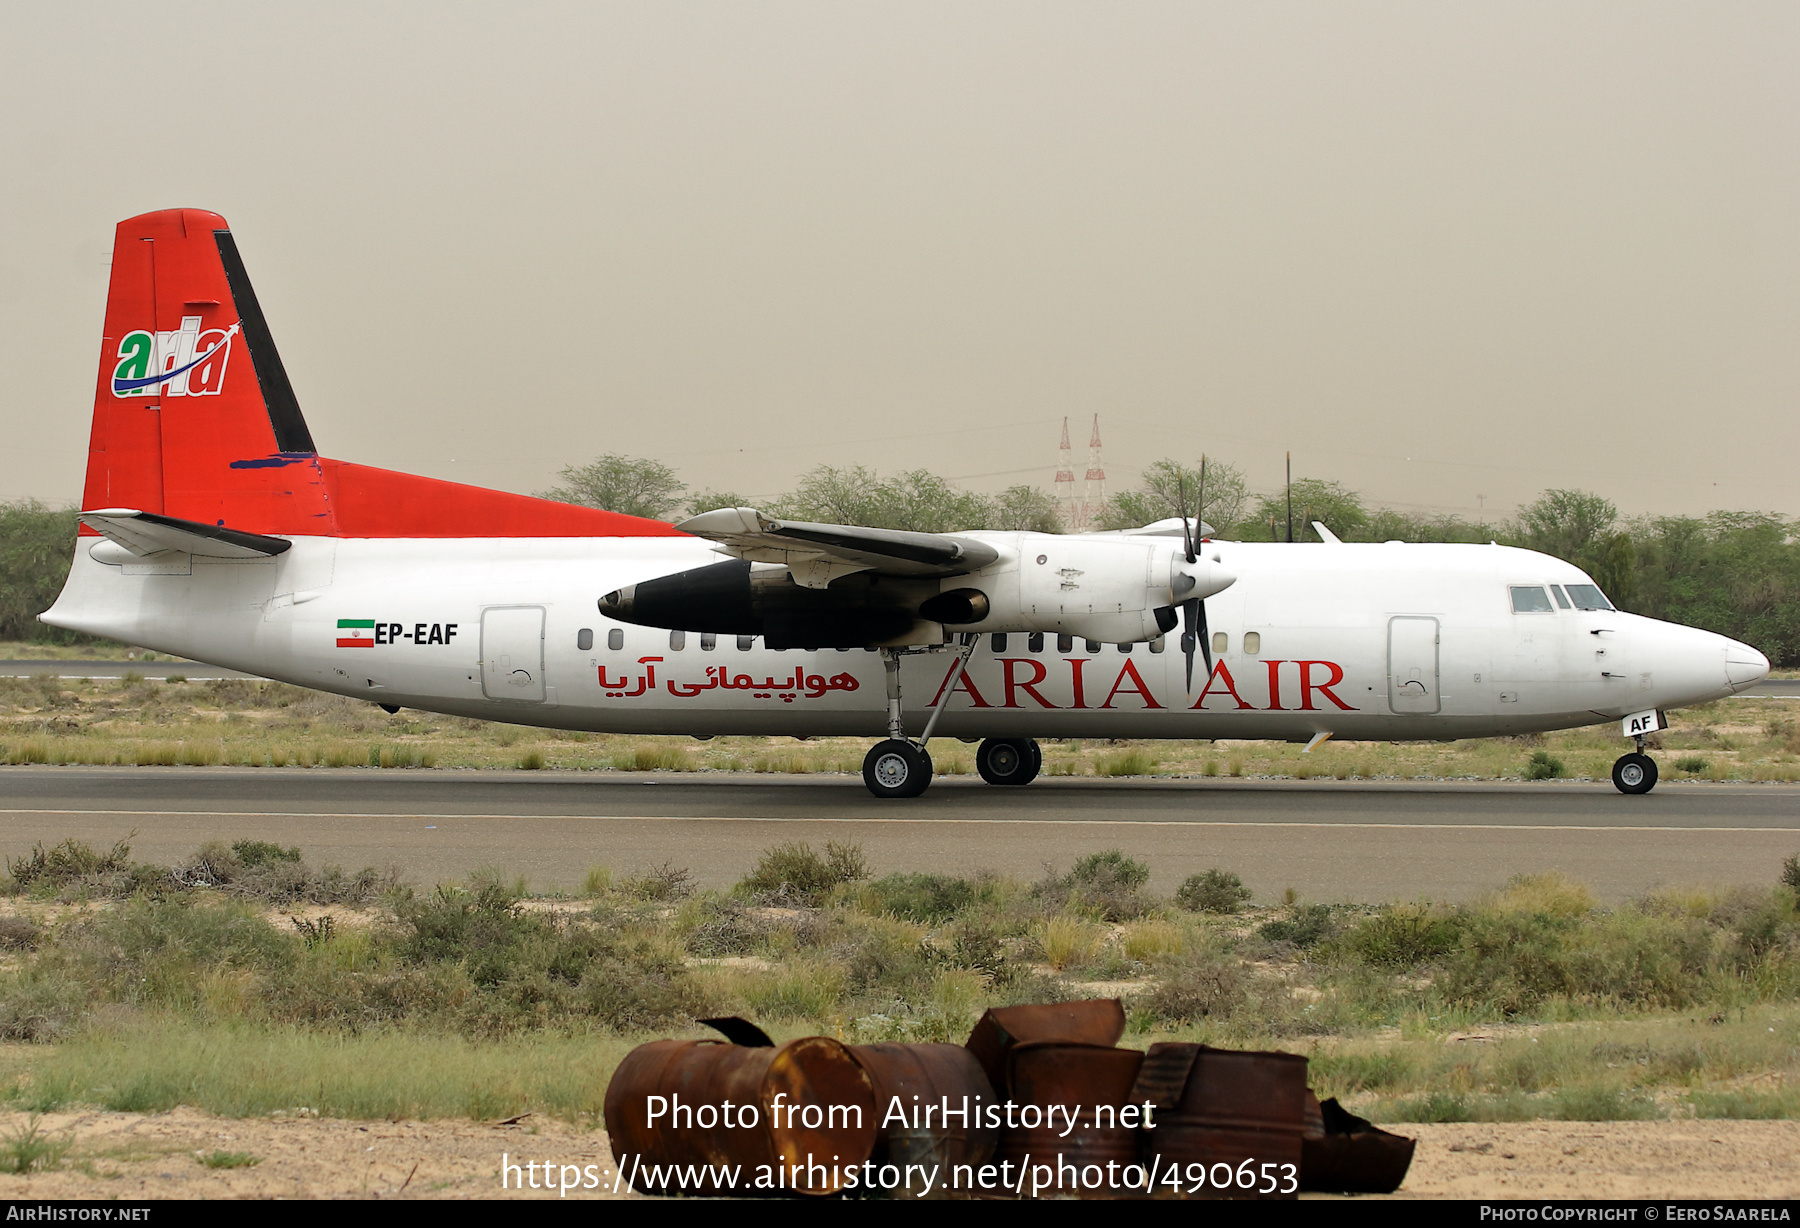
left=199, top=1151, right=260, bottom=1169
left=1258, top=903, right=1336, bottom=947
left=864, top=873, right=977, bottom=923
left=1525, top=751, right=1564, bottom=780
left=232, top=840, right=301, bottom=868
left=1138, top=948, right=1246, bottom=1023
left=1175, top=869, right=1251, bottom=914
left=6, top=838, right=135, bottom=891
left=1038, top=850, right=1152, bottom=921
left=1338, top=907, right=1464, bottom=968
left=1781, top=854, right=1800, bottom=893
left=736, top=841, right=868, bottom=906
left=1675, top=755, right=1710, bottom=775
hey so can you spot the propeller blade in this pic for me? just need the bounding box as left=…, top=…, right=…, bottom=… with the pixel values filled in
left=1182, top=596, right=1208, bottom=693
left=1197, top=597, right=1213, bottom=678
left=1178, top=476, right=1195, bottom=564
left=1197, top=454, right=1207, bottom=546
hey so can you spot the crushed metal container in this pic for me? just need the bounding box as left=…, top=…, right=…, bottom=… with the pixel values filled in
left=1299, top=1092, right=1416, bottom=1193
left=1132, top=1042, right=1309, bottom=1200
left=965, top=999, right=1126, bottom=1095
left=604, top=1033, right=878, bottom=1196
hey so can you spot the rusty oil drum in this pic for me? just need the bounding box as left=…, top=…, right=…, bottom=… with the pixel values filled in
left=604, top=1035, right=878, bottom=1195
left=965, top=999, right=1126, bottom=1095
left=990, top=1042, right=1145, bottom=1192
left=850, top=1042, right=997, bottom=1186
left=1137, top=1043, right=1308, bottom=1200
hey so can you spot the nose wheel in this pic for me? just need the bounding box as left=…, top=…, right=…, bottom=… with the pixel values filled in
left=1612, top=751, right=1658, bottom=795
left=976, top=738, right=1042, bottom=786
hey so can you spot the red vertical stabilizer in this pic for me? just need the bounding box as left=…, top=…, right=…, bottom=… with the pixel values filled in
left=82, top=209, right=683, bottom=540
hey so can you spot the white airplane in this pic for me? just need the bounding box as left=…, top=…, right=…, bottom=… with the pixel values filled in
left=44, top=209, right=1771, bottom=798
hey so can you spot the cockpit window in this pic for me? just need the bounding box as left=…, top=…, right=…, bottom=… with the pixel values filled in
left=1510, top=585, right=1555, bottom=613
left=1550, top=584, right=1571, bottom=609
left=1565, top=583, right=1614, bottom=611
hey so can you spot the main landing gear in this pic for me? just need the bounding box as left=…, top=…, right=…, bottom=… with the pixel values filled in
left=861, top=641, right=1044, bottom=799
left=976, top=737, right=1042, bottom=786
left=1611, top=734, right=1659, bottom=795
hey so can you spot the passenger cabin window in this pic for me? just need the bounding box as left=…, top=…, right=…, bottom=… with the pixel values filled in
left=992, top=633, right=1008, bottom=652
left=1084, top=639, right=1101, bottom=653
left=669, top=630, right=686, bottom=650
left=1550, top=585, right=1572, bottom=609
left=700, top=633, right=716, bottom=651
left=1117, top=642, right=1132, bottom=653
left=1243, top=631, right=1261, bottom=655
left=1510, top=585, right=1555, bottom=614
left=1212, top=631, right=1228, bottom=655
left=1565, top=584, right=1614, bottom=611
left=1148, top=637, right=1164, bottom=654
left=1057, top=634, right=1073, bottom=654
left=607, top=629, right=624, bottom=651
left=737, top=635, right=755, bottom=650
left=577, top=628, right=593, bottom=651
left=1028, top=632, right=1044, bottom=653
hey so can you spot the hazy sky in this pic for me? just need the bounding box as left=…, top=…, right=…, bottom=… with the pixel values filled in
left=3, top=2, right=1796, bottom=521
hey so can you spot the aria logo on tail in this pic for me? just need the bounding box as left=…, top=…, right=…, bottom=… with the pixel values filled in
left=111, top=316, right=239, bottom=398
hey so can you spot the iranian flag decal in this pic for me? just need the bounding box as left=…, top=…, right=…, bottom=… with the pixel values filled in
left=337, top=618, right=375, bottom=648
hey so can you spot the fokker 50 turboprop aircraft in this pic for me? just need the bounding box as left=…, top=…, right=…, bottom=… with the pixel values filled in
left=45, top=209, right=1771, bottom=798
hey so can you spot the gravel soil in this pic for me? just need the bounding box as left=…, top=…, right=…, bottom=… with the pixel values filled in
left=0, top=1110, right=1794, bottom=1199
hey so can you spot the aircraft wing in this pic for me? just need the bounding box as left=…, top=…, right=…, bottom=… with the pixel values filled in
left=676, top=508, right=999, bottom=589
left=80, top=508, right=292, bottom=559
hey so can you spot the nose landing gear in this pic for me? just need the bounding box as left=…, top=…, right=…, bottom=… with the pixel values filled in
left=1612, top=749, right=1659, bottom=795
left=1612, top=726, right=1660, bottom=795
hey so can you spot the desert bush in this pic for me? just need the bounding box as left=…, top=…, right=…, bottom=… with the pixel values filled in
left=1258, top=903, right=1336, bottom=948
left=737, top=841, right=868, bottom=906
left=1095, top=749, right=1160, bottom=777
left=1036, top=850, right=1153, bottom=921
left=1675, top=755, right=1710, bottom=775
left=1781, top=854, right=1800, bottom=893
left=6, top=838, right=135, bottom=892
left=1525, top=751, right=1565, bottom=780
left=1176, top=869, right=1251, bottom=914
left=1336, top=906, right=1465, bottom=968
left=1138, top=947, right=1247, bottom=1023
left=863, top=873, right=977, bottom=923
left=619, top=863, right=695, bottom=902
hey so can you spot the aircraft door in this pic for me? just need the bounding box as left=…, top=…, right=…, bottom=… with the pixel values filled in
left=481, top=606, right=546, bottom=701
left=1388, top=616, right=1440, bottom=714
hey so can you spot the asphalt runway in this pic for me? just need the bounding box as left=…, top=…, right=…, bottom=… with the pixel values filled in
left=1, top=767, right=1795, bottom=904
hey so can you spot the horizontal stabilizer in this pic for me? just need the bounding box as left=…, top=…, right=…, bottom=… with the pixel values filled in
left=677, top=507, right=999, bottom=590
left=79, top=508, right=292, bottom=559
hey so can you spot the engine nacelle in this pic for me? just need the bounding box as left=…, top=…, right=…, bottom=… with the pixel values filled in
left=926, top=532, right=1235, bottom=644
left=598, top=532, right=1234, bottom=649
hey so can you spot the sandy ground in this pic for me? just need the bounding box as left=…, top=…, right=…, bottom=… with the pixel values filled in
left=0, top=1109, right=1794, bottom=1199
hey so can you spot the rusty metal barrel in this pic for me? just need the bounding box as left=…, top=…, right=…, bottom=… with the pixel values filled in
left=850, top=1042, right=997, bottom=1192
left=1135, top=1043, right=1308, bottom=1200
left=1299, top=1092, right=1416, bottom=1193
left=965, top=999, right=1126, bottom=1095
left=604, top=1035, right=878, bottom=1195
left=990, top=1042, right=1145, bottom=1192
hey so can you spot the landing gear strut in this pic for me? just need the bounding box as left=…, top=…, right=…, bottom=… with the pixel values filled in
left=861, top=639, right=978, bottom=800
left=976, top=737, right=1042, bottom=786
left=1612, top=735, right=1659, bottom=795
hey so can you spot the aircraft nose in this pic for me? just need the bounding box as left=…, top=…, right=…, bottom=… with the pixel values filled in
left=1724, top=639, right=1770, bottom=692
